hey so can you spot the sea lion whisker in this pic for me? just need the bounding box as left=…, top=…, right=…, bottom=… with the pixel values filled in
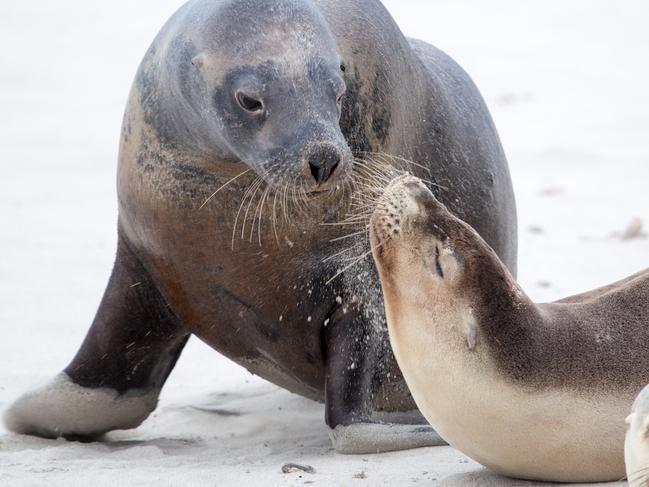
left=346, top=207, right=382, bottom=218
left=240, top=177, right=264, bottom=241
left=350, top=196, right=382, bottom=207
left=352, top=155, right=395, bottom=172
left=418, top=177, right=449, bottom=191
left=350, top=189, right=381, bottom=200
left=291, top=177, right=304, bottom=215
left=281, top=170, right=290, bottom=224
left=349, top=202, right=376, bottom=212
left=271, top=186, right=280, bottom=245
left=349, top=196, right=384, bottom=209
left=352, top=159, right=395, bottom=180
left=352, top=170, right=389, bottom=183
left=344, top=207, right=378, bottom=220
left=358, top=156, right=446, bottom=190
left=322, top=244, right=363, bottom=263
left=353, top=166, right=396, bottom=187
left=249, top=177, right=272, bottom=247
left=341, top=215, right=372, bottom=225
left=351, top=173, right=388, bottom=190
left=329, top=229, right=367, bottom=243
left=342, top=216, right=371, bottom=225
left=339, top=217, right=371, bottom=226
left=281, top=173, right=290, bottom=224
left=320, top=221, right=367, bottom=227
left=364, top=165, right=403, bottom=183
left=289, top=175, right=303, bottom=212
left=350, top=184, right=386, bottom=198
left=252, top=184, right=271, bottom=245
left=298, top=185, right=308, bottom=210
left=249, top=185, right=263, bottom=243
left=256, top=180, right=275, bottom=245
left=325, top=241, right=386, bottom=285
left=365, top=159, right=405, bottom=179
left=199, top=168, right=253, bottom=210
left=362, top=150, right=432, bottom=175
left=232, top=174, right=263, bottom=245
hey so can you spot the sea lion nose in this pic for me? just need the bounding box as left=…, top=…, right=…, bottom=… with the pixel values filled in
left=307, top=145, right=341, bottom=184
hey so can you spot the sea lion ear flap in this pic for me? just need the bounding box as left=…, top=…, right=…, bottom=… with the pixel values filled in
left=191, top=53, right=206, bottom=69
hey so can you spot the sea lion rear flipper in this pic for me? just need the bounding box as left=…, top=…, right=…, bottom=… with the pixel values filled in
left=323, top=304, right=446, bottom=453
left=3, top=234, right=189, bottom=439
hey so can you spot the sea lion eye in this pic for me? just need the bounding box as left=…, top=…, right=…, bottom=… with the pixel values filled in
left=340, top=63, right=346, bottom=72
left=236, top=91, right=264, bottom=113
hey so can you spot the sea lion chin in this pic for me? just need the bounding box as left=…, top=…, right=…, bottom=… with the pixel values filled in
left=371, top=174, right=649, bottom=482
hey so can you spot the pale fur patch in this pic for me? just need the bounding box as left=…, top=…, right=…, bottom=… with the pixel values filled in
left=3, top=373, right=158, bottom=438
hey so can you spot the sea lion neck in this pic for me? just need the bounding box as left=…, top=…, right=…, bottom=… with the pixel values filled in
left=458, top=229, right=541, bottom=347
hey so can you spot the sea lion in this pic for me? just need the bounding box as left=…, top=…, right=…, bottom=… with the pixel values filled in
left=4, top=0, right=517, bottom=453
left=370, top=174, right=649, bottom=480
left=626, top=384, right=649, bottom=486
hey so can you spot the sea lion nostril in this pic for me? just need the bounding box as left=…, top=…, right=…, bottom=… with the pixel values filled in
left=329, top=159, right=340, bottom=177
left=309, top=161, right=321, bottom=181
left=307, top=145, right=342, bottom=183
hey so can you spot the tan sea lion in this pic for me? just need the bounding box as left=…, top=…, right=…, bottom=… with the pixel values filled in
left=370, top=174, right=649, bottom=481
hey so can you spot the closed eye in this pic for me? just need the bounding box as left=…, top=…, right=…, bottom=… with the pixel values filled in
left=434, top=245, right=444, bottom=278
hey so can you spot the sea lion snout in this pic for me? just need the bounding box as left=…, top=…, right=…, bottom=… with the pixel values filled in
left=370, top=175, right=444, bottom=246
left=370, top=175, right=462, bottom=288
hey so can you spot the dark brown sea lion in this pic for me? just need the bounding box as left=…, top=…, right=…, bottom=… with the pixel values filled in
left=4, top=0, right=517, bottom=453
left=370, top=174, right=649, bottom=480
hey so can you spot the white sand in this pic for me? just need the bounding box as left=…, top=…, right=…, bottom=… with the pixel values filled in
left=1, top=0, right=648, bottom=485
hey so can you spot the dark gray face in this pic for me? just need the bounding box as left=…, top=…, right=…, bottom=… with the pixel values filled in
left=213, top=57, right=350, bottom=192
left=187, top=0, right=354, bottom=194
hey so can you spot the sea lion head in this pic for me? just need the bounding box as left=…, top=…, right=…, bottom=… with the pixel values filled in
left=369, top=174, right=470, bottom=308
left=625, top=384, right=649, bottom=486
left=184, top=0, right=352, bottom=194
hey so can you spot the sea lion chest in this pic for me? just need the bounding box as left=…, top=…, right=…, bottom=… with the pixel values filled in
left=119, top=161, right=368, bottom=397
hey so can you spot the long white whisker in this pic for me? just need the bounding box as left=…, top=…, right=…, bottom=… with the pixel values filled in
left=325, top=241, right=386, bottom=285
left=199, top=168, right=252, bottom=210
left=329, top=229, right=367, bottom=243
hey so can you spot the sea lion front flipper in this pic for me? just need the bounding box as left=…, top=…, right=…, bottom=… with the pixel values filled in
left=329, top=422, right=445, bottom=455
left=323, top=304, right=446, bottom=453
left=3, top=233, right=189, bottom=439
